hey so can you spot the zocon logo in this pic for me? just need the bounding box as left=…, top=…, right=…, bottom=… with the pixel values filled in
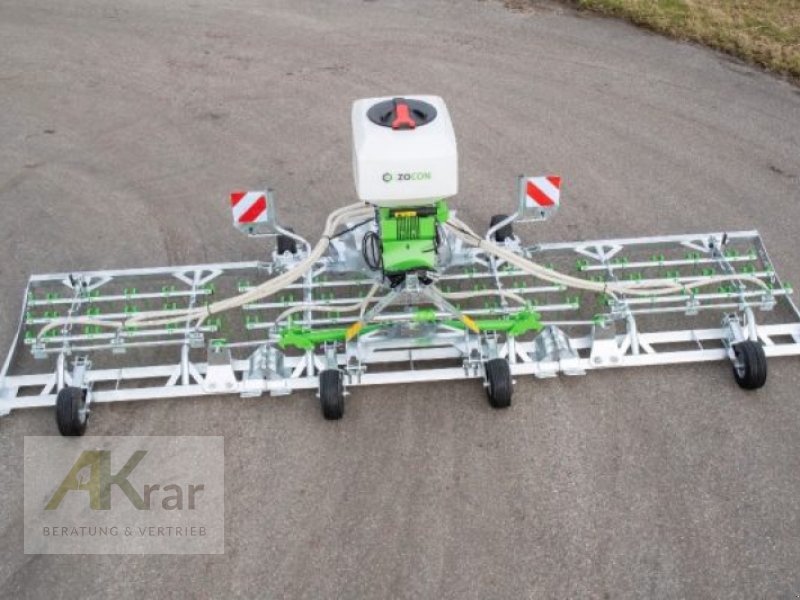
left=45, top=450, right=203, bottom=511
left=382, top=171, right=432, bottom=183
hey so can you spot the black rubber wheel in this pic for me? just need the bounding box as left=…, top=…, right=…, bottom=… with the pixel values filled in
left=732, top=340, right=768, bottom=390
left=485, top=358, right=512, bottom=409
left=319, top=370, right=344, bottom=420
left=277, top=227, right=297, bottom=255
left=490, top=215, right=513, bottom=243
left=56, top=386, right=88, bottom=436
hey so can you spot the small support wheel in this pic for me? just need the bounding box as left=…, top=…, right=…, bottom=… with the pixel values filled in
left=485, top=358, right=512, bottom=409
left=732, top=340, right=767, bottom=390
left=490, top=215, right=513, bottom=243
left=56, top=386, right=88, bottom=436
left=319, top=370, right=344, bottom=420
left=277, top=227, right=298, bottom=255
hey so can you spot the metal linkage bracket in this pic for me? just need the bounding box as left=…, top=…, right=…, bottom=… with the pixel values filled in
left=202, top=345, right=238, bottom=394
left=459, top=330, right=485, bottom=377
left=242, top=344, right=288, bottom=397
left=589, top=321, right=624, bottom=367
left=722, top=306, right=759, bottom=353
left=65, top=355, right=91, bottom=390
left=532, top=326, right=584, bottom=376
left=344, top=335, right=366, bottom=384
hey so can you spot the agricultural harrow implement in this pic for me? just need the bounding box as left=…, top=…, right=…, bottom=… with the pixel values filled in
left=1, top=95, right=798, bottom=435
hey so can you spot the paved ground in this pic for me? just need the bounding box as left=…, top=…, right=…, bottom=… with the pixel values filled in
left=1, top=0, right=800, bottom=597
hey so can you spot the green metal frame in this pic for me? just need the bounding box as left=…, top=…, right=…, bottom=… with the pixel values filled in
left=278, top=308, right=542, bottom=351
left=378, top=200, right=449, bottom=273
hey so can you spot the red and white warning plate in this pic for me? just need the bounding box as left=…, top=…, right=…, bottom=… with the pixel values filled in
left=230, top=191, right=269, bottom=224
left=525, top=176, right=561, bottom=208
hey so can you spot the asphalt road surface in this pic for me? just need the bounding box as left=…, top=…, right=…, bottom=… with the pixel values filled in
left=1, top=0, right=800, bottom=598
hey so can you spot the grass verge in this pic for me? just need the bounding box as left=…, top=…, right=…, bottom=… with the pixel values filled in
left=571, top=0, right=800, bottom=79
